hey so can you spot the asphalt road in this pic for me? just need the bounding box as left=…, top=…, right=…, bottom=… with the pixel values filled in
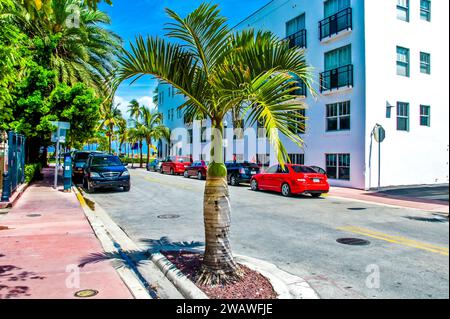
left=85, top=169, right=449, bottom=299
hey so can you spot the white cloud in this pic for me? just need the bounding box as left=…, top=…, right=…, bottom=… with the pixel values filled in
left=113, top=95, right=155, bottom=120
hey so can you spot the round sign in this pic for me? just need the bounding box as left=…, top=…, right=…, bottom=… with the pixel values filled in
left=373, top=125, right=386, bottom=143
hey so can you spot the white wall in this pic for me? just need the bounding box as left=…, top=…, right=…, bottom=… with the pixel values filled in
left=364, top=0, right=449, bottom=188
left=236, top=0, right=367, bottom=188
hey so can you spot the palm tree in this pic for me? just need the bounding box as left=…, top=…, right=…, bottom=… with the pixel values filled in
left=117, top=117, right=128, bottom=154
left=12, top=0, right=122, bottom=95
left=139, top=106, right=169, bottom=166
left=99, top=101, right=123, bottom=154
left=127, top=99, right=145, bottom=167
left=118, top=3, right=312, bottom=285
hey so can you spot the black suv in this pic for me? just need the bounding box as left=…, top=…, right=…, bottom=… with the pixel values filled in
left=225, top=162, right=260, bottom=186
left=83, top=153, right=130, bottom=193
left=72, top=151, right=101, bottom=183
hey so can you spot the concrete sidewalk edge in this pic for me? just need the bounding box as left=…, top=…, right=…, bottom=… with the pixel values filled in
left=0, top=182, right=29, bottom=209
left=73, top=186, right=152, bottom=299
left=76, top=187, right=185, bottom=299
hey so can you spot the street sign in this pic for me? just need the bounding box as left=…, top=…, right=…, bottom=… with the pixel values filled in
left=51, top=129, right=67, bottom=143
left=51, top=121, right=71, bottom=130
left=50, top=121, right=71, bottom=189
left=373, top=125, right=386, bottom=143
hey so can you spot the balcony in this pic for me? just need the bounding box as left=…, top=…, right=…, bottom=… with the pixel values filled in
left=320, top=64, right=353, bottom=93
left=286, top=29, right=307, bottom=49
left=319, top=8, right=352, bottom=41
left=292, top=81, right=307, bottom=97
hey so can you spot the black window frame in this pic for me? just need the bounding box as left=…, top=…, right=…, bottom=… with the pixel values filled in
left=326, top=101, right=351, bottom=132
left=326, top=153, right=351, bottom=181
left=396, top=46, right=410, bottom=77
left=420, top=105, right=431, bottom=127
left=397, top=0, right=410, bottom=22
left=420, top=0, right=431, bottom=21
left=420, top=52, right=431, bottom=75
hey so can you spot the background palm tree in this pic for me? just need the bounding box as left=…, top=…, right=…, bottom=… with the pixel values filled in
left=128, top=99, right=146, bottom=167
left=118, top=3, right=312, bottom=285
left=139, top=106, right=169, bottom=166
left=117, top=117, right=128, bottom=154
left=99, top=101, right=123, bottom=154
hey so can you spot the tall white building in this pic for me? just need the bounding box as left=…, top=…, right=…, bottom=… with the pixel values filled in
left=157, top=0, right=449, bottom=190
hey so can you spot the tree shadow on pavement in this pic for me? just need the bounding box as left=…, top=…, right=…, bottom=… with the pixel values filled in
left=0, top=263, right=45, bottom=299
left=140, top=236, right=205, bottom=254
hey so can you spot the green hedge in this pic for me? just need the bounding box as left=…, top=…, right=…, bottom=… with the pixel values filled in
left=25, top=163, right=42, bottom=183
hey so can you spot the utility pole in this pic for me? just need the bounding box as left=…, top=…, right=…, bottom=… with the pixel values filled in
left=54, top=127, right=60, bottom=190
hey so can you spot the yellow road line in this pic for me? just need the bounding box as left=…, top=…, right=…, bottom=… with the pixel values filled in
left=337, top=226, right=449, bottom=256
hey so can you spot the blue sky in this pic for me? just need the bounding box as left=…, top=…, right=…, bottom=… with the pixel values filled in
left=100, top=0, right=269, bottom=117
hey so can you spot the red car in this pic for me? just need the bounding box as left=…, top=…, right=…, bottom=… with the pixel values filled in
left=161, top=156, right=192, bottom=175
left=184, top=161, right=208, bottom=180
left=250, top=164, right=329, bottom=197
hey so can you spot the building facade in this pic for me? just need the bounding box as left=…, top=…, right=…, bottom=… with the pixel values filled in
left=157, top=0, right=449, bottom=190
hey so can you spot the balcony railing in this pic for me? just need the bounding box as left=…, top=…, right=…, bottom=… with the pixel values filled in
left=319, top=7, right=352, bottom=41
left=320, top=64, right=353, bottom=93
left=286, top=29, right=307, bottom=49
left=292, top=81, right=307, bottom=97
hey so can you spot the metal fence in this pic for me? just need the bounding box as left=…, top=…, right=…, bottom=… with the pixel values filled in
left=1, top=131, right=26, bottom=202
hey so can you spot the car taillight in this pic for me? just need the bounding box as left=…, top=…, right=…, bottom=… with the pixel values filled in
left=297, top=178, right=306, bottom=182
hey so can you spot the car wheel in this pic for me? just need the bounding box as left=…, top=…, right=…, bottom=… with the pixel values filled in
left=197, top=171, right=203, bottom=180
left=230, top=174, right=239, bottom=186
left=250, top=179, right=259, bottom=191
left=123, top=185, right=131, bottom=192
left=281, top=183, right=291, bottom=197
left=184, top=171, right=189, bottom=178
left=311, top=193, right=322, bottom=198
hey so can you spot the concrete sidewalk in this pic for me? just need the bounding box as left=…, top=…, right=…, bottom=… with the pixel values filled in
left=329, top=186, right=449, bottom=214
left=0, top=168, right=133, bottom=299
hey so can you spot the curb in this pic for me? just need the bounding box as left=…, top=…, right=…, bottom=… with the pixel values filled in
left=74, top=187, right=185, bottom=299
left=73, top=186, right=152, bottom=299
left=0, top=182, right=29, bottom=209
left=150, top=248, right=319, bottom=300
left=151, top=253, right=208, bottom=299
left=235, top=255, right=319, bottom=299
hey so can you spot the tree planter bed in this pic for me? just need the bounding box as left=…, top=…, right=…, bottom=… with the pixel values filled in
left=162, top=251, right=277, bottom=299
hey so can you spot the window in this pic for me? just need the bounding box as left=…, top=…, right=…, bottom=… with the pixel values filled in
left=286, top=14, right=305, bottom=36
left=324, top=0, right=350, bottom=18
left=177, top=108, right=182, bottom=119
left=420, top=52, right=431, bottom=74
left=257, top=118, right=266, bottom=138
left=291, top=109, right=306, bottom=134
left=326, top=101, right=351, bottom=131
left=420, top=105, right=430, bottom=126
left=325, top=45, right=351, bottom=71
left=288, top=154, right=305, bottom=165
left=326, top=154, right=350, bottom=180
left=420, top=0, right=431, bottom=21
left=201, top=127, right=207, bottom=143
left=397, top=102, right=410, bottom=131
left=257, top=154, right=270, bottom=167
left=286, top=14, right=306, bottom=48
left=187, top=129, right=193, bottom=144
left=266, top=165, right=278, bottom=174
left=396, top=46, right=410, bottom=77
left=397, top=0, right=409, bottom=22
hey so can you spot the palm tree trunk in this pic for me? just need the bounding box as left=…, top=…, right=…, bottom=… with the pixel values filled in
left=197, top=120, right=241, bottom=285
left=146, top=139, right=151, bottom=166
left=108, top=131, right=112, bottom=154
left=139, top=140, right=143, bottom=168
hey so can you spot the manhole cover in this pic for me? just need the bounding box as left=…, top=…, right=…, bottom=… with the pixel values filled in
left=0, top=226, right=9, bottom=231
left=347, top=208, right=367, bottom=211
left=74, top=289, right=99, bottom=298
left=157, top=214, right=181, bottom=219
left=337, top=238, right=371, bottom=246
left=26, top=214, right=41, bottom=218
left=405, top=216, right=448, bottom=223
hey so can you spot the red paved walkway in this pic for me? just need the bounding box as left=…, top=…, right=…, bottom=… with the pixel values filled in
left=0, top=168, right=133, bottom=299
left=329, top=187, right=449, bottom=214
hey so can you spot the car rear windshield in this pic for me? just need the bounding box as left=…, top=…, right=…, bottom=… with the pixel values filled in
left=291, top=166, right=317, bottom=174
left=176, top=157, right=191, bottom=163
left=74, top=152, right=91, bottom=161
left=91, top=156, right=123, bottom=167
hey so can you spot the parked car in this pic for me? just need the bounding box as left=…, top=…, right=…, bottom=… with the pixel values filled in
left=184, top=161, right=208, bottom=180
left=72, top=151, right=95, bottom=183
left=225, top=162, right=260, bottom=186
left=250, top=164, right=329, bottom=197
left=310, top=165, right=328, bottom=176
left=83, top=153, right=130, bottom=193
left=147, top=159, right=163, bottom=172
left=161, top=156, right=192, bottom=175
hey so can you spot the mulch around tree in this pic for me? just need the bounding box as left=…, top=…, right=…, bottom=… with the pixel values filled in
left=162, top=251, right=277, bottom=299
